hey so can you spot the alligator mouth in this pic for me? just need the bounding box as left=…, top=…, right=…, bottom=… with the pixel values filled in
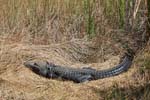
left=24, top=62, right=40, bottom=74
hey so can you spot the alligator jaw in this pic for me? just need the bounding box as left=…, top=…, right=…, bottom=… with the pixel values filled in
left=24, top=61, right=41, bottom=75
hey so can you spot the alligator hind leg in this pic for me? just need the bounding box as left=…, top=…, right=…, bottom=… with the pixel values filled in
left=78, top=75, right=92, bottom=83
left=74, top=74, right=93, bottom=83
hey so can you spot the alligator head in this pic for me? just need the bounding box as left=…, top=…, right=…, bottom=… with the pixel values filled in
left=24, top=61, right=58, bottom=78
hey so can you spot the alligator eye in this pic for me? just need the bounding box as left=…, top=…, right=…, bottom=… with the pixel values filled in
left=34, top=63, right=38, bottom=66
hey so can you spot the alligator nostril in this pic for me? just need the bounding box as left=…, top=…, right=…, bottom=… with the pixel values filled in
left=47, top=67, right=50, bottom=70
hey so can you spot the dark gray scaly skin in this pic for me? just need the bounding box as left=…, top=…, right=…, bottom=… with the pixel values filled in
left=24, top=53, right=134, bottom=83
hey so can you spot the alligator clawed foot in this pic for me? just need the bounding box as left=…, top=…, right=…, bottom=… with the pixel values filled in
left=76, top=75, right=93, bottom=83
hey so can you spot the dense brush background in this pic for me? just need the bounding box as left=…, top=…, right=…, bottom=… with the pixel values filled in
left=0, top=0, right=150, bottom=100
left=0, top=0, right=140, bottom=43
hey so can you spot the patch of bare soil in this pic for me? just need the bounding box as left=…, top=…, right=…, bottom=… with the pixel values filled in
left=0, top=37, right=144, bottom=100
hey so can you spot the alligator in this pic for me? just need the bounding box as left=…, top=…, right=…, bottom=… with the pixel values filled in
left=24, top=53, right=134, bottom=83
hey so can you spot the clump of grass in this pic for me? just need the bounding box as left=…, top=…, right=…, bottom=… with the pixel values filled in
left=102, top=0, right=124, bottom=29
left=138, top=53, right=150, bottom=74
left=100, top=83, right=150, bottom=100
left=143, top=57, right=150, bottom=70
left=118, top=0, right=125, bottom=28
left=104, top=84, right=126, bottom=100
left=83, top=0, right=96, bottom=38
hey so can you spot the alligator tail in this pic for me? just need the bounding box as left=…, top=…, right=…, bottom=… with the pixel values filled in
left=93, top=53, right=134, bottom=80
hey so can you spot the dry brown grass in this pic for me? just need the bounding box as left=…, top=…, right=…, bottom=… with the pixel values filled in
left=0, top=0, right=149, bottom=100
left=0, top=38, right=149, bottom=100
left=0, top=0, right=123, bottom=44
